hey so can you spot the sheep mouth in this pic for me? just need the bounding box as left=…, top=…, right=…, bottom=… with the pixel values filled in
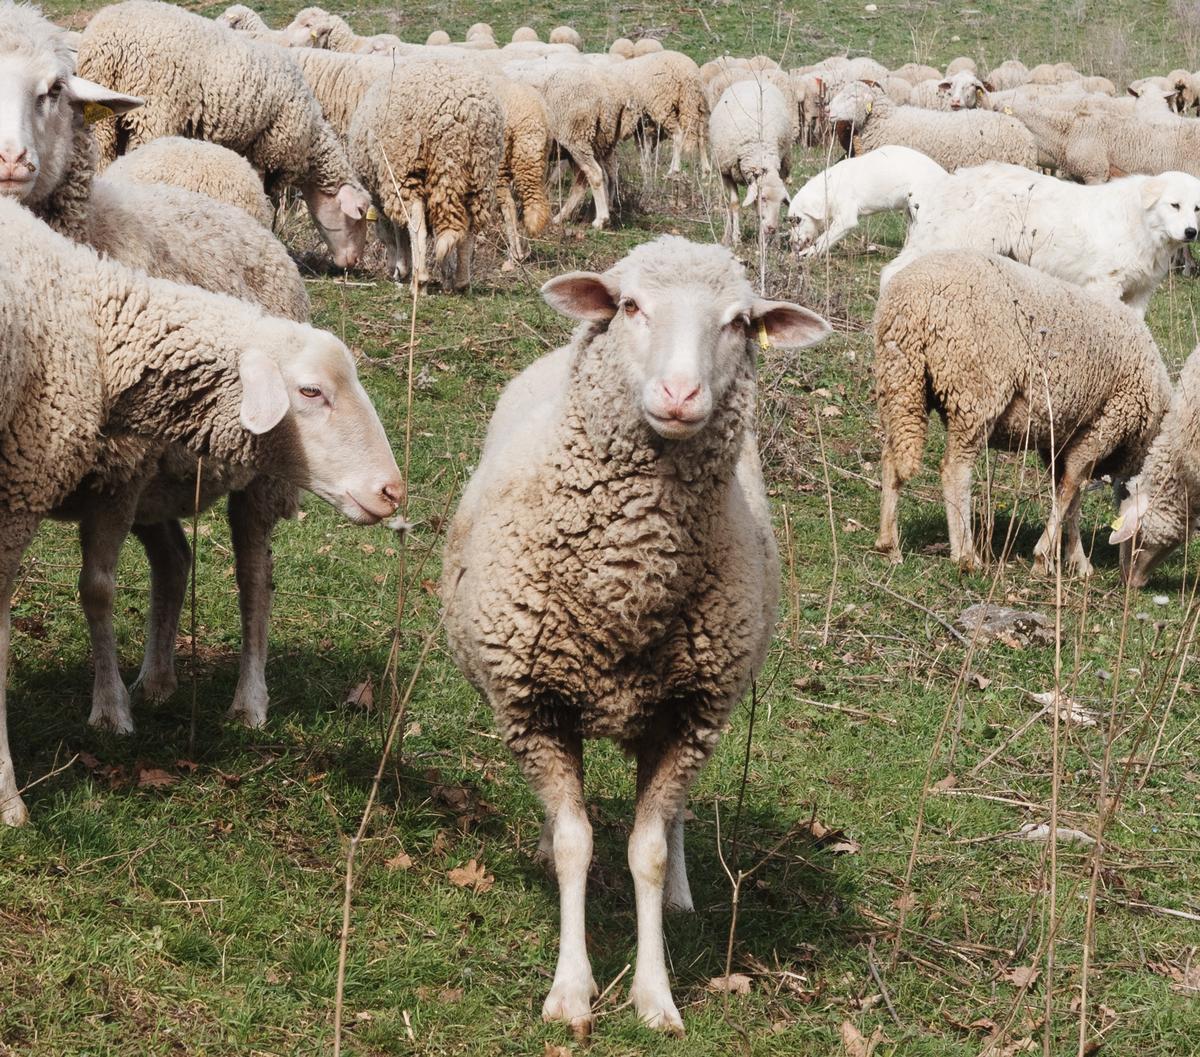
left=645, top=410, right=708, bottom=440
left=0, top=176, right=35, bottom=197
left=341, top=490, right=394, bottom=525
left=833, top=120, right=854, bottom=155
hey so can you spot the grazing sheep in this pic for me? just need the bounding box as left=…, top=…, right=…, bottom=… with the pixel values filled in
left=285, top=46, right=392, bottom=138
left=76, top=0, right=371, bottom=267
left=874, top=251, right=1170, bottom=575
left=512, top=26, right=539, bottom=43
left=348, top=61, right=503, bottom=289
left=609, top=37, right=635, bottom=59
left=883, top=75, right=914, bottom=105
left=892, top=61, right=942, bottom=85
left=442, top=235, right=830, bottom=1035
left=621, top=50, right=710, bottom=174
left=883, top=165, right=1200, bottom=315
left=281, top=6, right=401, bottom=54
left=426, top=29, right=450, bottom=45
left=1111, top=347, right=1200, bottom=585
left=106, top=137, right=274, bottom=226
left=828, top=81, right=1037, bottom=170
left=986, top=59, right=1030, bottom=90
left=0, top=197, right=403, bottom=825
left=788, top=145, right=947, bottom=256
left=490, top=76, right=552, bottom=260
left=1081, top=75, right=1117, bottom=96
left=549, top=25, right=582, bottom=48
left=0, top=0, right=141, bottom=241
left=709, top=78, right=794, bottom=244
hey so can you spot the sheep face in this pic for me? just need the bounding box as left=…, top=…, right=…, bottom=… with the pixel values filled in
left=827, top=81, right=878, bottom=153
left=942, top=71, right=989, bottom=109
left=238, top=323, right=403, bottom=524
left=542, top=240, right=830, bottom=441
left=283, top=7, right=335, bottom=48
left=789, top=209, right=822, bottom=251
left=0, top=38, right=139, bottom=203
left=302, top=183, right=370, bottom=268
left=1141, top=172, right=1200, bottom=245
left=1110, top=484, right=1185, bottom=588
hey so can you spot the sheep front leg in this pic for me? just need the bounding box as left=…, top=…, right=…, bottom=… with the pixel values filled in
left=721, top=175, right=739, bottom=246
left=801, top=208, right=858, bottom=258
left=582, top=156, right=610, bottom=229
left=511, top=725, right=596, bottom=1035
left=1034, top=458, right=1091, bottom=578
left=79, top=495, right=140, bottom=734
left=0, top=514, right=38, bottom=826
left=227, top=486, right=279, bottom=728
left=130, top=520, right=191, bottom=702
left=875, top=449, right=906, bottom=561
left=497, top=184, right=525, bottom=262
left=668, top=127, right=684, bottom=176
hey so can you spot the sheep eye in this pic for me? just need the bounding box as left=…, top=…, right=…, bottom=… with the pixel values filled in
left=621, top=298, right=640, bottom=317
left=299, top=384, right=323, bottom=399
left=40, top=80, right=63, bottom=103
left=1172, top=203, right=1181, bottom=210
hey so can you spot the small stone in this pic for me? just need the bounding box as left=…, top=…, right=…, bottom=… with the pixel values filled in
left=1153, top=594, right=1169, bottom=606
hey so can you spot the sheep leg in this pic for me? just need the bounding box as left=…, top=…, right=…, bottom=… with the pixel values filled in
left=628, top=737, right=703, bottom=1036
left=583, top=157, right=610, bottom=230
left=721, top=176, right=739, bottom=246
left=553, top=165, right=590, bottom=224
left=452, top=227, right=474, bottom=292
left=130, top=520, right=191, bottom=703
left=377, top=215, right=409, bottom=282
left=941, top=442, right=980, bottom=570
left=1034, top=456, right=1092, bottom=578
left=0, top=515, right=38, bottom=826
left=875, top=449, right=906, bottom=562
left=79, top=495, right=140, bottom=734
left=514, top=726, right=596, bottom=1034
left=407, top=198, right=430, bottom=288
left=801, top=210, right=858, bottom=258
left=668, top=127, right=684, bottom=176
left=227, top=486, right=278, bottom=728
left=663, top=809, right=694, bottom=911
left=497, top=184, right=525, bottom=262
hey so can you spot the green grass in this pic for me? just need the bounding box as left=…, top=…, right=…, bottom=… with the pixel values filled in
left=8, top=2, right=1200, bottom=1054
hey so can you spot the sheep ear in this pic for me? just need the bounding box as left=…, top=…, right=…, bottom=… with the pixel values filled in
left=860, top=78, right=880, bottom=88
left=1109, top=489, right=1150, bottom=545
left=982, top=80, right=995, bottom=92
left=65, top=76, right=142, bottom=119
left=751, top=300, right=831, bottom=348
left=541, top=272, right=620, bottom=320
left=336, top=184, right=368, bottom=220
left=937, top=80, right=951, bottom=91
left=1126, top=86, right=1139, bottom=97
left=1141, top=177, right=1166, bottom=209
left=743, top=181, right=759, bottom=207
left=238, top=348, right=291, bottom=435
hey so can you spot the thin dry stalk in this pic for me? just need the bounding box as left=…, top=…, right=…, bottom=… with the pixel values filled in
left=812, top=397, right=839, bottom=646
left=189, top=456, right=203, bottom=758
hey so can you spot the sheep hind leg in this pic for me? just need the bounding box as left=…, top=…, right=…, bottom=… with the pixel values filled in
left=1033, top=455, right=1092, bottom=579
left=663, top=809, right=694, bottom=912
left=497, top=184, right=525, bottom=262
left=0, top=514, right=39, bottom=826
left=553, top=164, right=592, bottom=225
left=227, top=484, right=281, bottom=728
left=512, top=726, right=596, bottom=1036
left=583, top=157, right=610, bottom=229
left=407, top=198, right=430, bottom=289
left=941, top=441, right=981, bottom=571
left=79, top=494, right=140, bottom=734
left=130, top=520, right=191, bottom=704
left=875, top=449, right=908, bottom=562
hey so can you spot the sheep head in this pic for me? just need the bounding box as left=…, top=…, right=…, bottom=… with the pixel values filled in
left=542, top=236, right=830, bottom=441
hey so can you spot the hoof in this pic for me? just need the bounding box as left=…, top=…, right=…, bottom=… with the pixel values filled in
left=630, top=980, right=684, bottom=1036
left=543, top=975, right=597, bottom=1039
left=136, top=668, right=178, bottom=705
left=0, top=792, right=29, bottom=827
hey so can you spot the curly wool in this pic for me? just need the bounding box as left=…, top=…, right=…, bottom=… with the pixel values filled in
left=1046, top=107, right=1200, bottom=183
left=709, top=78, right=793, bottom=185
left=287, top=46, right=392, bottom=137
left=622, top=50, right=710, bottom=153
left=874, top=251, right=1170, bottom=558
left=490, top=76, right=551, bottom=237
left=443, top=239, right=777, bottom=752
left=835, top=84, right=1036, bottom=170
left=106, top=138, right=275, bottom=227
left=77, top=1, right=360, bottom=196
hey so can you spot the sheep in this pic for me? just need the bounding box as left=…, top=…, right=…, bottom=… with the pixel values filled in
left=892, top=61, right=942, bottom=85
left=216, top=3, right=292, bottom=44
left=281, top=6, right=402, bottom=54
left=788, top=145, right=947, bottom=257
left=426, top=29, right=450, bottom=45
left=621, top=50, right=710, bottom=174
left=632, top=37, right=664, bottom=56
left=1029, top=61, right=1080, bottom=84
left=442, top=235, right=830, bottom=1035
left=489, top=75, right=552, bottom=260
left=1081, top=75, right=1117, bottom=96
left=946, top=56, right=977, bottom=76
left=76, top=0, right=371, bottom=267
left=874, top=250, right=1170, bottom=576
left=0, top=0, right=141, bottom=241
left=512, top=26, right=539, bottom=43
left=466, top=22, right=494, bottom=41
left=105, top=137, right=274, bottom=226
left=549, top=25, right=582, bottom=48
left=0, top=196, right=403, bottom=825
left=1111, top=347, right=1200, bottom=585
left=910, top=70, right=990, bottom=110
left=883, top=75, right=914, bottom=105
left=709, top=78, right=794, bottom=244
left=609, top=37, right=635, bottom=59
left=884, top=165, right=1200, bottom=315
left=284, top=46, right=392, bottom=139
left=845, top=55, right=889, bottom=82
left=828, top=81, right=1037, bottom=170
left=986, top=59, right=1030, bottom=90
left=348, top=61, right=503, bottom=289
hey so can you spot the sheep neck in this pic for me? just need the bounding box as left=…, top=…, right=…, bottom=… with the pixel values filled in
left=34, top=123, right=95, bottom=243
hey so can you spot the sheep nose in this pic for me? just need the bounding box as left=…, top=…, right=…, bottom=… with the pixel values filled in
left=0, top=146, right=35, bottom=181
left=380, top=480, right=404, bottom=508
left=1186, top=226, right=1198, bottom=241
left=660, top=379, right=701, bottom=408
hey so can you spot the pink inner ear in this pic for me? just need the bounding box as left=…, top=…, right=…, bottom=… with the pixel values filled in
left=541, top=273, right=619, bottom=321
left=337, top=185, right=366, bottom=220
left=753, top=299, right=832, bottom=349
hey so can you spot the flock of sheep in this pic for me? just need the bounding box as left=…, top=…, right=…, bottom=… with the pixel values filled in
left=6, top=0, right=1200, bottom=1041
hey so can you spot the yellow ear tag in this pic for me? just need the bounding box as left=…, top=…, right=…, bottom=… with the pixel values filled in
left=1111, top=513, right=1125, bottom=531
left=757, top=322, right=770, bottom=350
left=82, top=101, right=115, bottom=125
left=865, top=99, right=873, bottom=114
left=310, top=29, right=318, bottom=40
left=365, top=205, right=378, bottom=222
left=1003, top=105, right=1014, bottom=115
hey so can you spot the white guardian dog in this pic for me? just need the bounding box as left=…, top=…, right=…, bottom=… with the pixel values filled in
left=882, top=163, right=1200, bottom=314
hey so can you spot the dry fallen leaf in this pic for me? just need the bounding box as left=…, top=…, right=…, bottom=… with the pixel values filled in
left=840, top=1020, right=884, bottom=1057
left=932, top=773, right=958, bottom=792
left=447, top=858, right=494, bottom=894
left=543, top=1044, right=572, bottom=1057
left=707, top=973, right=752, bottom=995
left=1029, top=690, right=1098, bottom=727
left=385, top=850, right=414, bottom=871
left=438, top=986, right=464, bottom=1003
left=1152, top=961, right=1200, bottom=994
left=799, top=818, right=861, bottom=855
left=1014, top=822, right=1095, bottom=846
left=1001, top=965, right=1040, bottom=989
left=136, top=766, right=177, bottom=790
left=822, top=404, right=844, bottom=418
left=344, top=679, right=374, bottom=710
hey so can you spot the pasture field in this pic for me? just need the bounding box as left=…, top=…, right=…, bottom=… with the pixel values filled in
left=6, top=2, right=1200, bottom=1054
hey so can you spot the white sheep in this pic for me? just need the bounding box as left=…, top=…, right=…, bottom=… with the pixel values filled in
left=828, top=81, right=1037, bottom=170
left=105, top=137, right=274, bottom=226
left=986, top=59, right=1030, bottom=90
left=0, top=197, right=403, bottom=825
left=281, top=6, right=402, bottom=54
left=885, top=164, right=1200, bottom=315
left=620, top=50, right=710, bottom=175
left=77, top=0, right=371, bottom=267
left=788, top=145, right=947, bottom=256
left=909, top=70, right=990, bottom=111
left=442, top=235, right=830, bottom=1035
left=875, top=250, right=1170, bottom=575
left=709, top=78, right=794, bottom=244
